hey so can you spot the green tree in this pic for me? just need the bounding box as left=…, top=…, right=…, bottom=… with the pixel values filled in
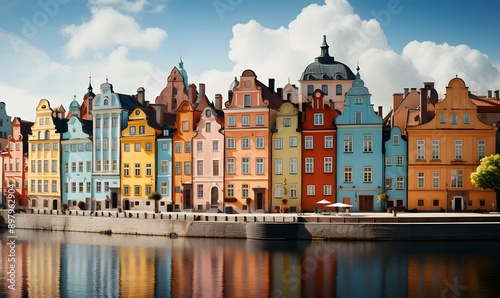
left=148, top=191, right=162, bottom=213
left=471, top=154, right=500, bottom=208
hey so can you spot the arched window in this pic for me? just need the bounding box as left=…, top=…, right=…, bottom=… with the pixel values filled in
left=172, top=99, right=177, bottom=110
left=307, top=85, right=314, bottom=96
left=173, top=87, right=177, bottom=95
left=286, top=93, right=292, bottom=101
left=45, top=130, right=50, bottom=140
left=336, top=85, right=342, bottom=95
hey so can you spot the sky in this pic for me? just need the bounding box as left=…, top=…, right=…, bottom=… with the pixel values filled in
left=1, top=0, right=499, bottom=122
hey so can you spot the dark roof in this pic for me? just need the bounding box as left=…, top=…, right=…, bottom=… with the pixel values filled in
left=79, top=118, right=93, bottom=136
left=255, top=79, right=283, bottom=110
left=118, top=93, right=142, bottom=111
left=300, top=36, right=355, bottom=81
left=141, top=107, right=162, bottom=130
left=53, top=117, right=68, bottom=134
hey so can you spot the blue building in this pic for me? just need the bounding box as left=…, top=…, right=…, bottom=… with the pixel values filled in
left=91, top=80, right=141, bottom=209
left=383, top=126, right=408, bottom=209
left=335, top=69, right=383, bottom=211
left=156, top=123, right=173, bottom=210
left=61, top=97, right=93, bottom=209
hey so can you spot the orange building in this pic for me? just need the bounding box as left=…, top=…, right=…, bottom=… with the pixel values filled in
left=406, top=78, right=497, bottom=211
left=224, top=70, right=282, bottom=212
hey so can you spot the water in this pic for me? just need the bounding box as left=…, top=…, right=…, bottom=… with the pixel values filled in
left=1, top=229, right=499, bottom=298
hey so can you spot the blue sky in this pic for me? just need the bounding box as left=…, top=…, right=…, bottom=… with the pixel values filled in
left=1, top=0, right=499, bottom=121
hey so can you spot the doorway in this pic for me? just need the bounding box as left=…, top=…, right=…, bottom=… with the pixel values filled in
left=111, top=192, right=118, bottom=208
left=358, top=195, right=374, bottom=211
left=256, top=192, right=264, bottom=210
left=184, top=188, right=192, bottom=209
left=211, top=187, right=218, bottom=208
left=124, top=200, right=130, bottom=210
left=52, top=199, right=58, bottom=210
left=453, top=197, right=463, bottom=211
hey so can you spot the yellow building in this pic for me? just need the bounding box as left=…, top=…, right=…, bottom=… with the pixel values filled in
left=121, top=108, right=161, bottom=211
left=406, top=78, right=497, bottom=211
left=28, top=99, right=67, bottom=210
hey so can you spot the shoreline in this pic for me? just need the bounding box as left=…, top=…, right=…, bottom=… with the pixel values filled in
left=2, top=210, right=500, bottom=241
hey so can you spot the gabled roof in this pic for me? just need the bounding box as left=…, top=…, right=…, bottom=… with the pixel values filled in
left=255, top=79, right=283, bottom=110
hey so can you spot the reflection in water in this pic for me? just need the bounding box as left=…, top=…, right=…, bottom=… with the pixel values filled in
left=1, top=230, right=499, bottom=297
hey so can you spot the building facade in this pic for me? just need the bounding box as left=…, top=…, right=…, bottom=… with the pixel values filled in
left=406, top=77, right=498, bottom=211
left=383, top=126, right=408, bottom=209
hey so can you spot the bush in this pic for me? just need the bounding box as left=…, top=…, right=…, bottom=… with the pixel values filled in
left=77, top=201, right=86, bottom=210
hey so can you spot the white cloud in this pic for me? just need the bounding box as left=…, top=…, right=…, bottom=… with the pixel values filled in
left=197, top=0, right=500, bottom=111
left=89, top=0, right=148, bottom=13
left=62, top=7, right=167, bottom=59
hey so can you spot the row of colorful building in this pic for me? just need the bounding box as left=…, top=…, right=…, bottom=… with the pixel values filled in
left=1, top=36, right=499, bottom=213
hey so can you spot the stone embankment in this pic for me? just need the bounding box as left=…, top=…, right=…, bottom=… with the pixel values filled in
left=2, top=210, right=500, bottom=240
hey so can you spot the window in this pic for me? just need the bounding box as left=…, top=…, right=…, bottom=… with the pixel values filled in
left=244, top=95, right=251, bottom=107
left=213, top=160, right=219, bottom=176
left=124, top=186, right=130, bottom=195
left=112, top=138, right=117, bottom=150
left=161, top=142, right=168, bottom=151
left=44, top=143, right=50, bottom=151
left=417, top=172, right=424, bottom=188
left=480, top=200, right=485, bottom=207
left=134, top=186, right=140, bottom=196
left=432, top=140, right=440, bottom=160
left=112, top=117, right=117, bottom=127
left=197, top=161, right=203, bottom=175
left=184, top=162, right=191, bottom=175
left=323, top=185, right=332, bottom=196
left=227, top=184, right=234, bottom=197
left=134, top=143, right=141, bottom=152
left=86, top=182, right=91, bottom=193
left=160, top=160, right=168, bottom=173
left=283, top=118, right=291, bottom=127
left=112, top=159, right=117, bottom=171
left=123, top=164, right=130, bottom=176
left=314, top=113, right=324, bottom=126
left=197, top=185, right=203, bottom=198
left=53, top=143, right=58, bottom=151
left=256, top=158, right=264, bottom=174
left=432, top=172, right=439, bottom=188
left=344, top=135, right=353, bottom=153
left=451, top=169, right=463, bottom=188
left=307, top=185, right=315, bottom=196
left=290, top=158, right=298, bottom=174
left=305, top=136, right=313, bottom=149
left=182, top=121, right=189, bottom=131
left=324, top=136, right=333, bottom=149
left=417, top=140, right=425, bottom=160
left=103, top=138, right=109, bottom=150
left=38, top=160, right=42, bottom=172
left=354, top=97, right=363, bottom=104
left=451, top=114, right=457, bottom=124
left=52, top=160, right=57, bottom=172
left=241, top=138, right=250, bottom=149
left=52, top=180, right=57, bottom=192
left=305, top=158, right=314, bottom=173
left=321, top=85, right=328, bottom=95
left=175, top=162, right=181, bottom=175
left=161, top=182, right=168, bottom=196
left=455, top=140, right=463, bottom=160
left=354, top=112, right=362, bottom=124
left=336, top=84, right=342, bottom=95
left=96, top=160, right=101, bottom=171
left=196, top=141, right=203, bottom=152
left=145, top=142, right=152, bottom=151
left=464, top=114, right=470, bottom=124
left=478, top=140, right=486, bottom=160
left=396, top=177, right=404, bottom=190
left=393, top=135, right=400, bottom=146
left=418, top=200, right=424, bottom=207
left=146, top=163, right=152, bottom=176
left=226, top=138, right=235, bottom=149
left=275, top=183, right=283, bottom=198
left=185, top=142, right=191, bottom=153
left=124, top=143, right=130, bottom=152
left=134, top=163, right=141, bottom=176
left=344, top=166, right=352, bottom=183
left=242, top=116, right=250, bottom=126
left=363, top=167, right=372, bottom=183
left=289, top=137, right=297, bottom=147
left=227, top=158, right=235, bottom=174
left=440, top=114, right=446, bottom=124
left=175, top=142, right=181, bottom=153
left=275, top=138, right=283, bottom=149
left=256, top=137, right=264, bottom=148
left=275, top=159, right=283, bottom=175
left=256, top=115, right=264, bottom=126
left=242, top=158, right=250, bottom=174
left=205, top=122, right=211, bottom=132
left=385, top=157, right=392, bottom=166
left=72, top=182, right=76, bottom=193
left=78, top=162, right=83, bottom=172
left=324, top=157, right=332, bottom=173
left=290, top=184, right=297, bottom=198
left=32, top=161, right=36, bottom=172
left=32, top=144, right=36, bottom=152
left=139, top=125, right=145, bottom=134
left=228, top=116, right=235, bottom=127
left=130, top=126, right=136, bottom=135
left=104, top=118, right=109, bottom=128
left=86, top=161, right=91, bottom=172
left=307, top=85, right=314, bottom=95
left=79, top=182, right=84, bottom=193
left=363, top=134, right=373, bottom=153
left=104, top=160, right=109, bottom=171
left=212, top=140, right=219, bottom=151
left=385, top=178, right=392, bottom=189
left=396, top=155, right=404, bottom=166
left=71, top=162, right=76, bottom=172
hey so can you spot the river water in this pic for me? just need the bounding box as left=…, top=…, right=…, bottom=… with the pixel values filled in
left=1, top=229, right=499, bottom=297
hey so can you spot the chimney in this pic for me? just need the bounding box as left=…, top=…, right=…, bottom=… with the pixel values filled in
left=404, top=88, right=409, bottom=97
left=137, top=87, right=145, bottom=106
left=214, top=94, right=223, bottom=110
left=495, top=90, right=500, bottom=100
left=411, top=88, right=417, bottom=92
left=228, top=90, right=234, bottom=103
left=198, top=83, right=206, bottom=102
left=424, top=82, right=434, bottom=89
left=268, top=78, right=275, bottom=93
left=378, top=106, right=383, bottom=117
left=151, top=104, right=165, bottom=127
left=420, top=87, right=428, bottom=124
left=393, top=93, right=404, bottom=111
left=488, top=90, right=492, bottom=98
left=277, top=88, right=283, bottom=99
left=188, top=84, right=197, bottom=104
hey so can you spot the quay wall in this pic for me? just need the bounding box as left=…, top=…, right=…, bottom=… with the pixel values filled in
left=2, top=211, right=500, bottom=240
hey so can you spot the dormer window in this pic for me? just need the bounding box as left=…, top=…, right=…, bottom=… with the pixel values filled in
left=103, top=96, right=109, bottom=105
left=354, top=97, right=363, bottom=104
left=205, top=109, right=211, bottom=117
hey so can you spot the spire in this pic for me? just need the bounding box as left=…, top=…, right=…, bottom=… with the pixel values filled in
left=178, top=56, right=189, bottom=89
left=316, top=35, right=335, bottom=63
left=88, top=75, right=93, bottom=93
left=352, top=64, right=365, bottom=87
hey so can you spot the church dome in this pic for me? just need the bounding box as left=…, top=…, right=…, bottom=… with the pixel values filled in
left=300, top=35, right=355, bottom=81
